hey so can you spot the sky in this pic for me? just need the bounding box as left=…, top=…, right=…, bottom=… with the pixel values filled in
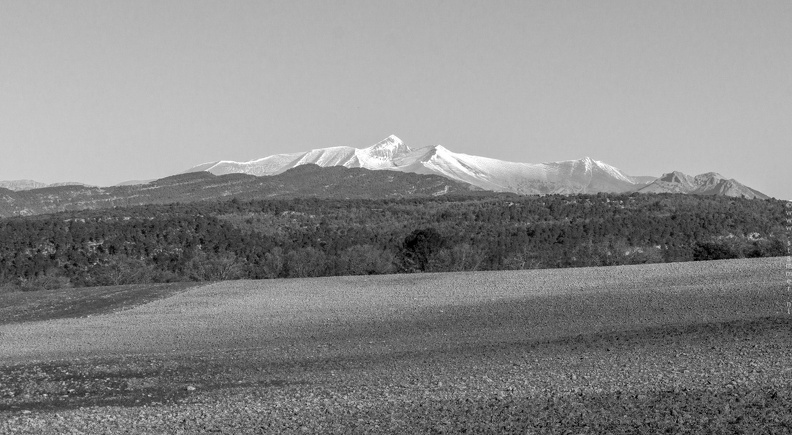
left=1, top=0, right=790, bottom=199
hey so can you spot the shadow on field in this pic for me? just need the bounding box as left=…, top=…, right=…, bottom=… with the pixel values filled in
left=277, top=315, right=791, bottom=370
left=0, top=282, right=202, bottom=325
left=0, top=354, right=311, bottom=412
left=299, top=287, right=784, bottom=356
left=1, top=315, right=789, bottom=414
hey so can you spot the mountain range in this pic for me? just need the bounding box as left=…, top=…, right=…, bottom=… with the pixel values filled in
left=637, top=171, right=767, bottom=198
left=0, top=135, right=769, bottom=217
left=185, top=135, right=768, bottom=199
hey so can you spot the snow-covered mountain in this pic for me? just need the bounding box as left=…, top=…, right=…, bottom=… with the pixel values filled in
left=0, top=135, right=771, bottom=203
left=637, top=171, right=768, bottom=199
left=185, top=135, right=659, bottom=195
left=186, top=136, right=413, bottom=176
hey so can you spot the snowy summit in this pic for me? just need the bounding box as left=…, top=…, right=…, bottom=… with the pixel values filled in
left=183, top=135, right=767, bottom=198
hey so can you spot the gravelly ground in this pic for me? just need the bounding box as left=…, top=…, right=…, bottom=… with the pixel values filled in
left=1, top=258, right=790, bottom=433
left=0, top=282, right=200, bottom=326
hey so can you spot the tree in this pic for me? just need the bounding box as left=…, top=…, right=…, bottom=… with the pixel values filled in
left=184, top=251, right=243, bottom=281
left=693, top=241, right=740, bottom=261
left=337, top=245, right=395, bottom=275
left=427, top=243, right=486, bottom=272
left=91, top=255, right=155, bottom=286
left=259, top=247, right=285, bottom=279
left=19, top=268, right=72, bottom=291
left=402, top=228, right=444, bottom=272
left=285, top=247, right=327, bottom=278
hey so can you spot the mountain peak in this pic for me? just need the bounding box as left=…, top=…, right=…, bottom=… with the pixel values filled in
left=659, top=171, right=692, bottom=184
left=180, top=135, right=767, bottom=199
left=579, top=157, right=596, bottom=171
left=363, top=135, right=411, bottom=160
left=416, top=144, right=452, bottom=161
left=642, top=170, right=767, bottom=199
left=695, top=172, right=725, bottom=181
left=370, top=134, right=404, bottom=147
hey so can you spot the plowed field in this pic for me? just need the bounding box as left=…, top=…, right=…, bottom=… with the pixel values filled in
left=1, top=258, right=790, bottom=433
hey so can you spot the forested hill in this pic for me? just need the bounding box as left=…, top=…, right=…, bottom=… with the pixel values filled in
left=0, top=193, right=786, bottom=291
left=0, top=164, right=483, bottom=218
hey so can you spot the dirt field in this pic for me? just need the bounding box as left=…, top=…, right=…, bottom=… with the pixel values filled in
left=1, top=257, right=790, bottom=433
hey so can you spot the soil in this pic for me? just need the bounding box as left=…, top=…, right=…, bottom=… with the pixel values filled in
left=0, top=282, right=201, bottom=325
left=1, top=258, right=790, bottom=433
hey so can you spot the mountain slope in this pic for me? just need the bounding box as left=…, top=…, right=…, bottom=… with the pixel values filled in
left=638, top=172, right=768, bottom=199
left=186, top=136, right=414, bottom=176
left=0, top=165, right=482, bottom=217
left=186, top=135, right=656, bottom=195
left=0, top=180, right=85, bottom=191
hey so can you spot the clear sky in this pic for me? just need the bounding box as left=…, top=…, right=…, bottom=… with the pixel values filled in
left=1, top=0, right=790, bottom=199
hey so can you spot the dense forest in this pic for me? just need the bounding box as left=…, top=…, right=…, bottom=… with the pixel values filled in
left=0, top=193, right=787, bottom=291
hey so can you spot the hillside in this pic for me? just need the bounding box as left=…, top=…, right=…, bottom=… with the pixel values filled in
left=638, top=171, right=769, bottom=199
left=0, top=164, right=482, bottom=218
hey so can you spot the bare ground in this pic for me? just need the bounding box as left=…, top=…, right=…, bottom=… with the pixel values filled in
left=0, top=282, right=201, bottom=326
left=1, top=258, right=790, bottom=433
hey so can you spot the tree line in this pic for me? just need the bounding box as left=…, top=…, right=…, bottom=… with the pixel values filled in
left=0, top=193, right=786, bottom=291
